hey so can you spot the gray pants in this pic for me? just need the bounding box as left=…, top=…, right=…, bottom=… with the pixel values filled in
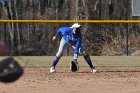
left=56, top=38, right=87, bottom=58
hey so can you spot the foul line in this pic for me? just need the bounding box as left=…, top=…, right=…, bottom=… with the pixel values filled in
left=0, top=20, right=140, bottom=23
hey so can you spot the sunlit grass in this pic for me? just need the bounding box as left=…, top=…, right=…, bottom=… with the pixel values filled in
left=0, top=56, right=140, bottom=67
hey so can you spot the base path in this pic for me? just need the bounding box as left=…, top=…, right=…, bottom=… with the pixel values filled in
left=1, top=67, right=140, bottom=93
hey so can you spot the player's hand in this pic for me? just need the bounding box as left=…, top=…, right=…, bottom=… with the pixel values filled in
left=52, top=36, right=56, bottom=41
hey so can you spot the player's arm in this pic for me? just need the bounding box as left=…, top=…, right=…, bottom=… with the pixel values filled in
left=74, top=37, right=82, bottom=62
left=70, top=39, right=81, bottom=72
left=52, top=28, right=62, bottom=41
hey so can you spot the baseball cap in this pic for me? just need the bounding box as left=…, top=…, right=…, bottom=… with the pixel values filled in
left=70, top=23, right=81, bottom=28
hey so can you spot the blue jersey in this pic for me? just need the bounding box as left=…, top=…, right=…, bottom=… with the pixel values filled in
left=55, top=27, right=82, bottom=54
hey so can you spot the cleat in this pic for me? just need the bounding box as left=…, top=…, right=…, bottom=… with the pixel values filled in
left=91, top=68, right=97, bottom=73
left=50, top=67, right=56, bottom=73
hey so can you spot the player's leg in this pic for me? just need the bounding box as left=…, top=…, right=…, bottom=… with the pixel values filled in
left=72, top=45, right=97, bottom=73
left=80, top=47, right=97, bottom=72
left=50, top=38, right=68, bottom=73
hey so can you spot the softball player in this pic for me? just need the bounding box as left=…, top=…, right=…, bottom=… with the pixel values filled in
left=50, top=23, right=97, bottom=73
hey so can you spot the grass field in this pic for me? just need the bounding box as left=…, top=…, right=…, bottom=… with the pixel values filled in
left=0, top=56, right=140, bottom=67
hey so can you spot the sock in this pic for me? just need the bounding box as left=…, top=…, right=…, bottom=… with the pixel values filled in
left=83, top=55, right=95, bottom=69
left=51, top=56, right=60, bottom=68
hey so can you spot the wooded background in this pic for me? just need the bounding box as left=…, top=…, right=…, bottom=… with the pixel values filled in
left=0, top=0, right=140, bottom=56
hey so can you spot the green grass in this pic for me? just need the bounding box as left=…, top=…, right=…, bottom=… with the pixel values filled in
left=0, top=56, right=140, bottom=67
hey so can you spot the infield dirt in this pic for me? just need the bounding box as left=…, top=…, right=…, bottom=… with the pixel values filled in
left=1, top=67, right=140, bottom=93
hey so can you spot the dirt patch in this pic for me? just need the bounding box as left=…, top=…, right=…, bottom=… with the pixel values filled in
left=1, top=67, right=140, bottom=93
